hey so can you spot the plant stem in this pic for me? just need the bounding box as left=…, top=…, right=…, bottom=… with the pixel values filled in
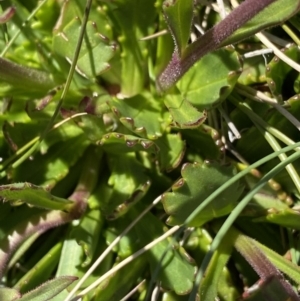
left=158, top=0, right=277, bottom=90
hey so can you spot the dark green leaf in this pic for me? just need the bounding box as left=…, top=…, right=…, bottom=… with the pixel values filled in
left=14, top=242, right=63, bottom=294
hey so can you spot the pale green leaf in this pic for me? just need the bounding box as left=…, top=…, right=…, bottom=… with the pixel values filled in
left=0, top=287, right=20, bottom=301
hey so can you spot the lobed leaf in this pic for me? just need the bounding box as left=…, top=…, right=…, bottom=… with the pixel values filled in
left=98, top=153, right=150, bottom=219
left=99, top=132, right=159, bottom=155
left=164, top=94, right=207, bottom=129
left=12, top=135, right=90, bottom=188
left=176, top=47, right=242, bottom=111
left=162, top=161, right=244, bottom=226
left=53, top=19, right=115, bottom=79
left=182, top=125, right=221, bottom=160
left=108, top=93, right=166, bottom=139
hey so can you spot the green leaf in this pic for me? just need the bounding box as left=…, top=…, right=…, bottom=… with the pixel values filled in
left=0, top=58, right=55, bottom=96
left=108, top=93, right=165, bottom=139
left=161, top=292, right=190, bottom=301
left=94, top=255, right=146, bottom=301
left=253, top=208, right=300, bottom=230
left=164, top=94, right=207, bottom=129
left=130, top=208, right=196, bottom=295
left=104, top=0, right=157, bottom=96
left=99, top=153, right=150, bottom=219
left=99, top=132, right=159, bottom=155
left=18, top=276, right=77, bottom=301
left=176, top=47, right=241, bottom=110
left=238, top=55, right=266, bottom=86
left=155, top=133, right=185, bottom=172
left=220, top=0, right=300, bottom=47
left=266, top=44, right=300, bottom=100
left=100, top=132, right=185, bottom=172
left=0, top=183, right=72, bottom=210
left=70, top=209, right=103, bottom=267
left=162, top=161, right=244, bottom=226
left=163, top=0, right=193, bottom=55
left=154, top=13, right=174, bottom=76
left=53, top=19, right=115, bottom=79
left=14, top=241, right=63, bottom=294
left=199, top=225, right=238, bottom=301
left=12, top=135, right=89, bottom=188
left=182, top=125, right=221, bottom=160
left=76, top=114, right=107, bottom=142
left=53, top=0, right=113, bottom=40
left=55, top=239, right=84, bottom=283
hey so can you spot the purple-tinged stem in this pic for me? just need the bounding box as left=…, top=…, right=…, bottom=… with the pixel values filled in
left=0, top=6, right=15, bottom=24
left=236, top=235, right=299, bottom=300
left=0, top=210, right=72, bottom=278
left=0, top=147, right=102, bottom=278
left=157, top=0, right=277, bottom=91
